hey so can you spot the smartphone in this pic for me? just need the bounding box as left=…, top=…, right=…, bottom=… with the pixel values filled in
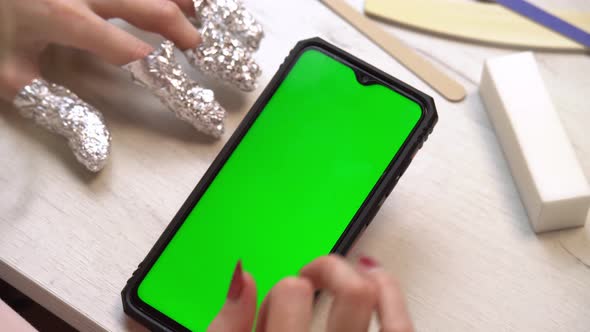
left=122, top=37, right=437, bottom=332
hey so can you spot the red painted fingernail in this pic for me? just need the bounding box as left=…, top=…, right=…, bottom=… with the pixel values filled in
left=359, top=255, right=379, bottom=270
left=227, top=260, right=244, bottom=301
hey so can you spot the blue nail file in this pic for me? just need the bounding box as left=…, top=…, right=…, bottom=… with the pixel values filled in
left=494, top=0, right=590, bottom=48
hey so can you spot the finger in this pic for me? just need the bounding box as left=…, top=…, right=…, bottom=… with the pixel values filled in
left=260, top=277, right=314, bottom=332
left=357, top=256, right=414, bottom=332
left=91, top=0, right=201, bottom=50
left=0, top=54, right=41, bottom=101
left=300, top=255, right=377, bottom=332
left=170, top=0, right=197, bottom=16
left=254, top=296, right=269, bottom=332
left=208, top=261, right=257, bottom=332
left=52, top=8, right=153, bottom=65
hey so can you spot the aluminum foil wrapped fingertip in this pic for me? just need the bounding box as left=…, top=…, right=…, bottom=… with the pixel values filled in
left=13, top=79, right=111, bottom=172
left=187, top=0, right=264, bottom=92
left=123, top=41, right=226, bottom=138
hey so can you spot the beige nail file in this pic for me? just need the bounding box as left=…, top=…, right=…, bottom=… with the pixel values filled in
left=479, top=52, right=590, bottom=233
left=364, top=0, right=590, bottom=51
left=321, top=0, right=466, bottom=102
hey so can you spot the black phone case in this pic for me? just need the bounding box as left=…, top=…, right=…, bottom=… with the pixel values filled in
left=121, top=37, right=438, bottom=332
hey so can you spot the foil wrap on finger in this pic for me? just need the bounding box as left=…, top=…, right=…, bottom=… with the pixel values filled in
left=193, top=0, right=264, bottom=51
left=123, top=40, right=226, bottom=138
left=13, top=79, right=111, bottom=172
left=186, top=0, right=263, bottom=92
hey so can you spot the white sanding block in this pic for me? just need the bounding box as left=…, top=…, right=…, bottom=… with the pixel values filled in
left=480, top=52, right=590, bottom=233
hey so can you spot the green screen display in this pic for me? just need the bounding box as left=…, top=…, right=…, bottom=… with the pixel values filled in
left=137, top=49, right=422, bottom=331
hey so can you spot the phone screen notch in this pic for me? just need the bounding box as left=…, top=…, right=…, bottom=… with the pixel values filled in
left=354, top=70, right=379, bottom=86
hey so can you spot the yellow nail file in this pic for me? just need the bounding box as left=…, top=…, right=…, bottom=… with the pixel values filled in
left=321, top=0, right=466, bottom=102
left=365, top=0, right=590, bottom=51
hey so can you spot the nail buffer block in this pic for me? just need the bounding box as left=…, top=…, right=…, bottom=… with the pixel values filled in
left=479, top=52, right=590, bottom=233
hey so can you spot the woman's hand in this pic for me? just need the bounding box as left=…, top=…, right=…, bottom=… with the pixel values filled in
left=0, top=0, right=201, bottom=101
left=209, top=255, right=414, bottom=332
left=1, top=0, right=263, bottom=171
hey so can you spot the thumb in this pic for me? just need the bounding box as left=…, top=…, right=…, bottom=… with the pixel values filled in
left=208, top=261, right=257, bottom=332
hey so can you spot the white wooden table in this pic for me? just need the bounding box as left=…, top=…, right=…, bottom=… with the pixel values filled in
left=2, top=0, right=590, bottom=331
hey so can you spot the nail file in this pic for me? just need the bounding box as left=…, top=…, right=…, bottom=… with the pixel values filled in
left=479, top=52, right=590, bottom=233
left=364, top=0, right=590, bottom=51
left=321, top=0, right=466, bottom=102
left=494, top=0, right=590, bottom=48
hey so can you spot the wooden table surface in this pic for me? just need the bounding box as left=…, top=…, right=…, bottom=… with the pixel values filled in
left=1, top=0, right=589, bottom=331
